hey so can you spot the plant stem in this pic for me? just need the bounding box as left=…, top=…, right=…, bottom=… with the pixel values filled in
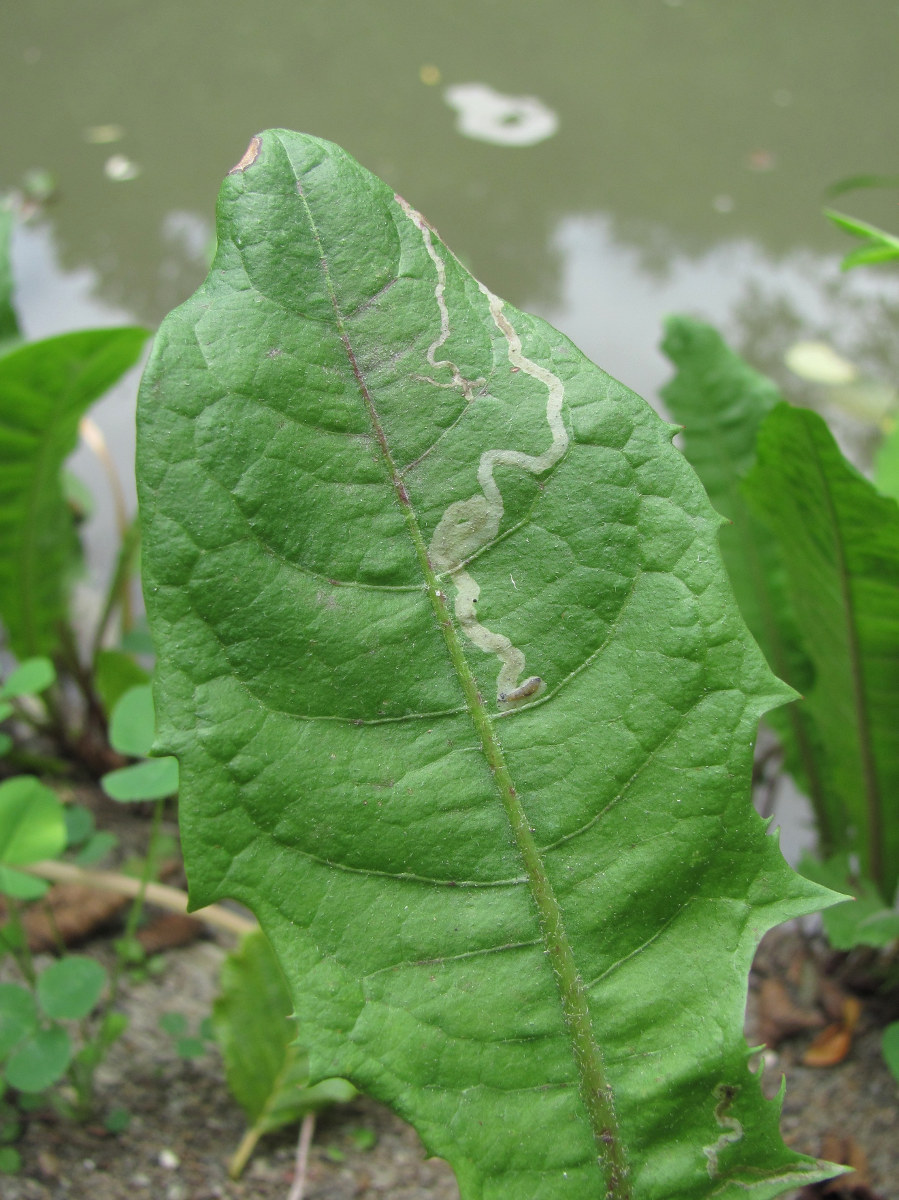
left=24, top=860, right=256, bottom=936
left=3, top=899, right=36, bottom=986
left=287, top=1113, right=316, bottom=1200
left=91, top=519, right=141, bottom=661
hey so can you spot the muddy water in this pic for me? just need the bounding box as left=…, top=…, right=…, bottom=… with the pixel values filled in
left=2, top=1, right=898, bottom=848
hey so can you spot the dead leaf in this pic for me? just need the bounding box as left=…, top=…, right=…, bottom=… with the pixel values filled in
left=803, top=1023, right=853, bottom=1067
left=136, top=912, right=204, bottom=954
left=797, top=1132, right=884, bottom=1199
left=19, top=883, right=129, bottom=952
left=758, top=976, right=825, bottom=1047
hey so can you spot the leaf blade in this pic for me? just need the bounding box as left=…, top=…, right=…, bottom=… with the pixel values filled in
left=0, top=327, right=148, bottom=657
left=139, top=130, right=838, bottom=1199
left=660, top=319, right=835, bottom=846
left=744, top=406, right=899, bottom=898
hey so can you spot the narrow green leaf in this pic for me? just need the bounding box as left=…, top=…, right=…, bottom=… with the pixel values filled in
left=660, top=319, right=833, bottom=844
left=37, top=957, right=107, bottom=1021
left=0, top=326, right=148, bottom=658
left=0, top=204, right=20, bottom=351
left=101, top=756, right=179, bottom=802
left=0, top=657, right=56, bottom=701
left=840, top=243, right=899, bottom=270
left=824, top=209, right=899, bottom=271
left=824, top=173, right=899, bottom=199
left=0, top=777, right=67, bottom=866
left=745, top=406, right=899, bottom=899
left=108, top=684, right=156, bottom=757
left=140, top=130, right=838, bottom=1199
left=4, top=1025, right=70, bottom=1093
left=875, top=423, right=899, bottom=503
left=824, top=208, right=899, bottom=247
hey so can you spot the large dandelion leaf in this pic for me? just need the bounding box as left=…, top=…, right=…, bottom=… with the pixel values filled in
left=138, top=130, right=837, bottom=1199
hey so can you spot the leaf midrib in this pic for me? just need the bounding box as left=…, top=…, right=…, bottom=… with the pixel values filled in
left=287, top=151, right=631, bottom=1197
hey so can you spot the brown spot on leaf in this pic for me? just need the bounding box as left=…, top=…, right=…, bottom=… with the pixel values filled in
left=229, top=135, right=261, bottom=174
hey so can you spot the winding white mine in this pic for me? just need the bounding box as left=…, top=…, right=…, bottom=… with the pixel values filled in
left=398, top=198, right=569, bottom=705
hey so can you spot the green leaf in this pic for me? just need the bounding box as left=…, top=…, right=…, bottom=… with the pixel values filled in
left=3, top=1025, right=70, bottom=1093
left=74, top=830, right=118, bottom=866
left=875, top=421, right=899, bottom=503
left=213, top=930, right=354, bottom=1176
left=0, top=734, right=11, bottom=758
left=745, top=406, right=899, bottom=900
left=0, top=867, right=49, bottom=901
left=37, top=957, right=107, bottom=1021
left=64, top=804, right=95, bottom=848
left=0, top=777, right=67, bottom=867
left=101, top=756, right=179, bottom=802
left=0, top=984, right=38, bottom=1058
left=0, top=326, right=148, bottom=657
left=104, top=1105, right=131, bottom=1134
left=799, top=855, right=899, bottom=950
left=0, top=657, right=56, bottom=700
left=120, top=620, right=156, bottom=657
left=0, top=1146, right=21, bottom=1173
left=824, top=209, right=899, bottom=271
left=0, top=204, right=20, bottom=352
left=108, top=684, right=156, bottom=757
left=882, top=1022, right=899, bottom=1083
left=159, top=1011, right=188, bottom=1037
left=140, top=130, right=839, bottom=1199
left=94, top=649, right=150, bottom=717
left=659, top=319, right=836, bottom=840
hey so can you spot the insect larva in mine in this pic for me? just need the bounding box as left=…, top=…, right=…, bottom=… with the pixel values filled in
left=498, top=676, right=542, bottom=703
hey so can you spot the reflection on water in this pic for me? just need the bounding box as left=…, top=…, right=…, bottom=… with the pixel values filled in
left=530, top=212, right=899, bottom=434
left=444, top=84, right=559, bottom=147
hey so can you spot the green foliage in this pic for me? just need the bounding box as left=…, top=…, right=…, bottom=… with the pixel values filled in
left=139, top=129, right=838, bottom=1199
left=94, top=648, right=150, bottom=715
left=0, top=777, right=66, bottom=899
left=0, top=202, right=20, bottom=353
left=662, top=321, right=899, bottom=907
left=101, top=684, right=179, bottom=802
left=158, top=1011, right=214, bottom=1060
left=0, top=967, right=104, bottom=1096
left=212, top=929, right=355, bottom=1178
left=883, top=1022, right=899, bottom=1084
left=875, top=421, right=899, bottom=503
left=825, top=209, right=899, bottom=270
left=799, top=855, right=899, bottom=950
left=660, top=319, right=830, bottom=838
left=744, top=406, right=899, bottom=901
left=0, top=326, right=147, bottom=659
left=0, top=658, right=56, bottom=701
left=37, top=957, right=107, bottom=1022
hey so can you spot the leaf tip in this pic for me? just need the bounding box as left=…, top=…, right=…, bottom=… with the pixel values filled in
left=229, top=136, right=262, bottom=175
